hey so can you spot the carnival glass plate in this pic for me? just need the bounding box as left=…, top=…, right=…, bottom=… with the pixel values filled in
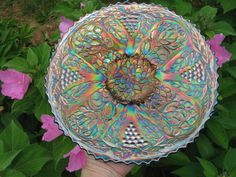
left=46, top=3, right=218, bottom=164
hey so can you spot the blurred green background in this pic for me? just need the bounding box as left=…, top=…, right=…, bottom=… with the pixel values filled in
left=0, top=0, right=236, bottom=177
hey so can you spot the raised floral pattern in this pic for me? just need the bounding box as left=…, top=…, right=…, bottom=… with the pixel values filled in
left=46, top=3, right=218, bottom=163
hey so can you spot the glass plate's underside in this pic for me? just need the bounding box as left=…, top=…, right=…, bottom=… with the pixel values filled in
left=46, top=3, right=218, bottom=164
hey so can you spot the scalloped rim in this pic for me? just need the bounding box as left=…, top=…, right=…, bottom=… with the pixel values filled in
left=45, top=2, right=219, bottom=165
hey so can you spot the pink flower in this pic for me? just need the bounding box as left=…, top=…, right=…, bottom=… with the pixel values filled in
left=41, top=114, right=63, bottom=142
left=207, top=34, right=232, bottom=67
left=0, top=69, right=32, bottom=100
left=64, top=145, right=86, bottom=172
left=80, top=2, right=85, bottom=9
left=59, top=16, right=74, bottom=37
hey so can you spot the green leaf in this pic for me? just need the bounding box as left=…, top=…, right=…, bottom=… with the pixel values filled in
left=169, top=151, right=191, bottom=165
left=212, top=151, right=225, bottom=169
left=159, top=151, right=191, bottom=166
left=27, top=48, right=38, bottom=67
left=206, top=119, right=229, bottom=149
left=0, top=121, right=29, bottom=151
left=216, top=104, right=229, bottom=113
left=75, top=171, right=81, bottom=177
left=50, top=30, right=60, bottom=42
left=196, top=134, right=215, bottom=159
left=34, top=76, right=46, bottom=98
left=4, top=169, right=26, bottom=177
left=227, top=41, right=236, bottom=59
left=191, top=5, right=217, bottom=30
left=211, top=21, right=236, bottom=36
left=33, top=97, right=51, bottom=120
left=11, top=87, right=40, bottom=115
left=0, top=150, right=21, bottom=171
left=205, top=31, right=216, bottom=38
left=197, top=5, right=217, bottom=21
left=230, top=169, right=236, bottom=177
left=2, top=43, right=13, bottom=57
left=34, top=42, right=51, bottom=71
left=12, top=144, right=51, bottom=176
left=218, top=0, right=236, bottom=13
left=217, top=115, right=236, bottom=130
left=34, top=161, right=61, bottom=177
left=216, top=101, right=236, bottom=131
left=54, top=158, right=69, bottom=173
left=224, top=148, right=236, bottom=173
left=0, top=112, right=16, bottom=128
left=174, top=0, right=192, bottom=15
left=52, top=136, right=74, bottom=168
left=198, top=158, right=218, bottom=177
left=219, top=77, right=236, bottom=98
left=3, top=57, right=33, bottom=73
left=149, top=0, right=173, bottom=8
left=53, top=2, right=83, bottom=20
left=172, top=163, right=203, bottom=177
left=130, top=165, right=142, bottom=176
left=225, top=66, right=236, bottom=79
left=228, top=130, right=236, bottom=141
left=0, top=140, right=4, bottom=153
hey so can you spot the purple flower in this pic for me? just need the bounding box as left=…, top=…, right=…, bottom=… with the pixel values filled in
left=41, top=114, right=63, bottom=142
left=64, top=145, right=86, bottom=172
left=0, top=69, right=32, bottom=100
left=207, top=34, right=232, bottom=67
left=59, top=16, right=74, bottom=37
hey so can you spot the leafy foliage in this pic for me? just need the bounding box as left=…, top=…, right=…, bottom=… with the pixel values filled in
left=0, top=0, right=236, bottom=177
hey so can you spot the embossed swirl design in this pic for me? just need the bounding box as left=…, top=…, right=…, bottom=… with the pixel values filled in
left=46, top=3, right=218, bottom=164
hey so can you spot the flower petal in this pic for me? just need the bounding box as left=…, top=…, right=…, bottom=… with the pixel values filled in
left=59, top=16, right=74, bottom=36
left=0, top=69, right=32, bottom=100
left=41, top=114, right=63, bottom=142
left=212, top=45, right=232, bottom=67
left=207, top=34, right=225, bottom=46
left=64, top=145, right=86, bottom=172
left=207, top=34, right=232, bottom=67
left=80, top=2, right=85, bottom=9
left=1, top=82, right=24, bottom=99
left=0, top=69, right=30, bottom=83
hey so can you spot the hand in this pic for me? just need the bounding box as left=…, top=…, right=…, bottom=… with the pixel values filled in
left=81, top=154, right=134, bottom=177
